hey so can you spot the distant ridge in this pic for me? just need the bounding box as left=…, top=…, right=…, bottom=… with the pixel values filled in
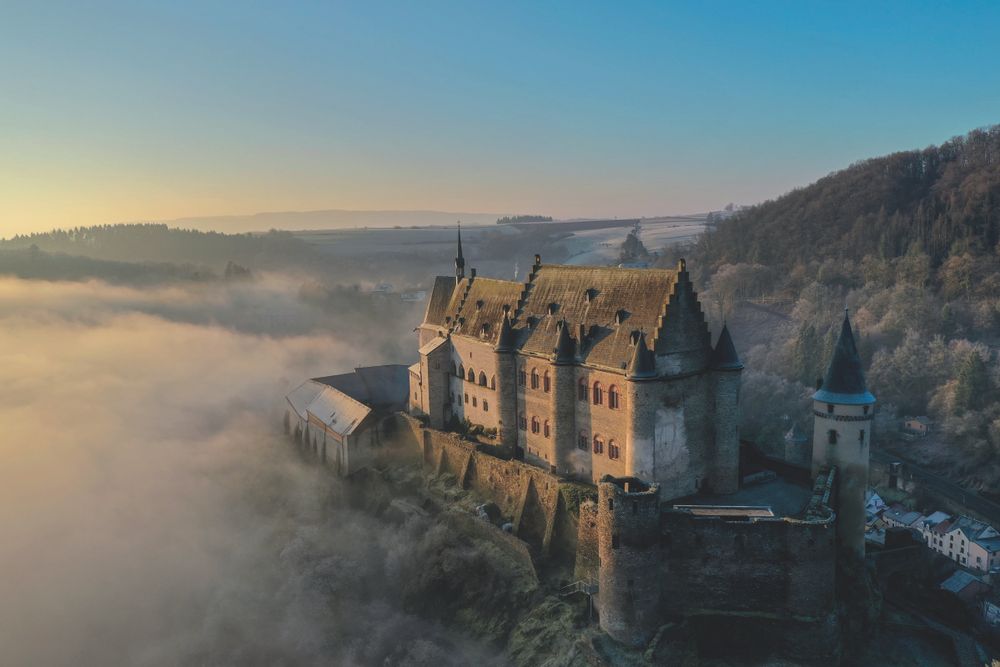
left=152, top=209, right=504, bottom=233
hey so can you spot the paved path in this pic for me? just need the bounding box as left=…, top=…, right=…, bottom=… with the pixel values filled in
left=872, top=448, right=1000, bottom=525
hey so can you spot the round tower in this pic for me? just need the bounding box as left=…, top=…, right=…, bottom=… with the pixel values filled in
left=494, top=313, right=518, bottom=456
left=624, top=332, right=657, bottom=481
left=596, top=476, right=661, bottom=648
left=709, top=323, right=743, bottom=494
left=551, top=319, right=577, bottom=474
left=811, top=310, right=875, bottom=559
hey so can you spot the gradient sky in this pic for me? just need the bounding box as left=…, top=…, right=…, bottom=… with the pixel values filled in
left=2, top=1, right=1000, bottom=234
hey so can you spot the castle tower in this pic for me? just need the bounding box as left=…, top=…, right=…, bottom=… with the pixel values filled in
left=494, top=313, right=518, bottom=455
left=551, top=319, right=577, bottom=473
left=454, top=222, right=465, bottom=281
left=624, top=332, right=657, bottom=481
left=596, top=476, right=662, bottom=648
left=811, top=310, right=875, bottom=559
left=709, top=323, right=743, bottom=494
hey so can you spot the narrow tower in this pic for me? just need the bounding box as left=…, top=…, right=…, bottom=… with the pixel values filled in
left=811, top=310, right=875, bottom=559
left=455, top=222, right=465, bottom=281
left=551, top=319, right=577, bottom=474
left=494, top=313, right=519, bottom=455
left=624, top=332, right=657, bottom=481
left=709, top=323, right=743, bottom=494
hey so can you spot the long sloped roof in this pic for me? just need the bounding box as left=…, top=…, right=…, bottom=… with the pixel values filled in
left=421, top=263, right=685, bottom=372
left=286, top=380, right=371, bottom=437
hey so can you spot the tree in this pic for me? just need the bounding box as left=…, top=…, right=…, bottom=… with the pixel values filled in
left=953, top=351, right=990, bottom=414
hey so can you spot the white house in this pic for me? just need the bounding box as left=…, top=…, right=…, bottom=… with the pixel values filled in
left=922, top=514, right=1000, bottom=573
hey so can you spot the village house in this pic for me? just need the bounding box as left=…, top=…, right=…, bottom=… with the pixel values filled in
left=901, top=415, right=932, bottom=439
left=922, top=513, right=1000, bottom=573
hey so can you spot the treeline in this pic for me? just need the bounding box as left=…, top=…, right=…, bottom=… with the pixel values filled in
left=696, top=125, right=1000, bottom=275
left=495, top=215, right=553, bottom=225
left=0, top=224, right=313, bottom=271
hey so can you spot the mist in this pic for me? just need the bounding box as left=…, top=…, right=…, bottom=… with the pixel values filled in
left=0, top=276, right=500, bottom=666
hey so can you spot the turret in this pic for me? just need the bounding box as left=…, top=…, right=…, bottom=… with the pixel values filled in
left=709, top=323, right=742, bottom=494
left=597, top=476, right=662, bottom=647
left=494, top=313, right=518, bottom=454
left=455, top=222, right=465, bottom=281
left=811, top=310, right=874, bottom=559
left=625, top=333, right=657, bottom=481
left=551, top=320, right=577, bottom=473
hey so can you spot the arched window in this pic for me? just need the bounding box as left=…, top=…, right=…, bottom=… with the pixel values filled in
left=530, top=368, right=539, bottom=389
left=543, top=371, right=551, bottom=393
left=479, top=371, right=487, bottom=387
left=459, top=364, right=465, bottom=379
left=518, top=415, right=527, bottom=430
left=593, top=435, right=604, bottom=455
left=608, top=440, right=620, bottom=460
left=608, top=385, right=620, bottom=409
left=453, top=362, right=459, bottom=377
left=593, top=381, right=604, bottom=406
left=467, top=367, right=476, bottom=382
left=578, top=378, right=588, bottom=402
left=531, top=416, right=540, bottom=434
left=490, top=375, right=496, bottom=390
left=518, top=367, right=526, bottom=386
left=543, top=420, right=550, bottom=438
left=578, top=431, right=588, bottom=450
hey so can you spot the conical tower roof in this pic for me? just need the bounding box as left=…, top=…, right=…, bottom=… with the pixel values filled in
left=709, top=323, right=743, bottom=371
left=553, top=319, right=576, bottom=363
left=495, top=313, right=517, bottom=352
left=814, top=310, right=875, bottom=405
left=626, top=332, right=657, bottom=379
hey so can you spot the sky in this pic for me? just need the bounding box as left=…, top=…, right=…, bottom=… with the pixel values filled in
left=2, top=1, right=1000, bottom=235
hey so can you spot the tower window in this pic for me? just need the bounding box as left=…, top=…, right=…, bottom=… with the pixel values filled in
left=472, top=396, right=477, bottom=407
left=543, top=371, right=551, bottom=393
left=531, top=416, right=540, bottom=434
left=827, top=404, right=834, bottom=414
left=578, top=432, right=588, bottom=450
left=863, top=405, right=870, bottom=415
left=530, top=368, right=539, bottom=389
left=543, top=420, right=550, bottom=438
left=593, top=381, right=604, bottom=406
left=578, top=377, right=588, bottom=402
left=483, top=400, right=488, bottom=412
left=518, top=416, right=527, bottom=430
left=828, top=429, right=838, bottom=445
left=459, top=364, right=465, bottom=379
left=859, top=429, right=864, bottom=442
left=608, top=385, right=620, bottom=409
left=593, top=435, right=604, bottom=454
left=518, top=368, right=526, bottom=386
left=608, top=440, right=620, bottom=460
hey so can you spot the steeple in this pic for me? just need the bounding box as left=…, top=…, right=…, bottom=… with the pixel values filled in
left=495, top=312, right=517, bottom=352
left=814, top=310, right=874, bottom=404
left=709, top=323, right=743, bottom=371
left=626, top=332, right=656, bottom=379
left=455, top=221, right=465, bottom=281
left=553, top=319, right=576, bottom=364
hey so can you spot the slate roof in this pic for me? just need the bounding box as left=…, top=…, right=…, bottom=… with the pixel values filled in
left=940, top=570, right=990, bottom=602
left=421, top=263, right=694, bottom=373
left=286, top=380, right=371, bottom=438
left=814, top=310, right=875, bottom=405
left=312, top=364, right=411, bottom=410
left=709, top=323, right=743, bottom=371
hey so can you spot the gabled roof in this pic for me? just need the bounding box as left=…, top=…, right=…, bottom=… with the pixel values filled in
left=286, top=379, right=371, bottom=438
left=940, top=570, right=990, bottom=601
left=814, top=310, right=875, bottom=405
left=626, top=331, right=656, bottom=379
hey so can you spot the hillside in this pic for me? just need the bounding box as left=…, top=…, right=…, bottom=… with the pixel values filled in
left=698, top=125, right=1000, bottom=271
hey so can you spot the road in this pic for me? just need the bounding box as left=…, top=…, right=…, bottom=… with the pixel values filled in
left=872, top=448, right=1000, bottom=525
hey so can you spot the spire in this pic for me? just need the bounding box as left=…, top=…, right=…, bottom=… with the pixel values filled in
left=814, top=310, right=875, bottom=404
left=455, top=221, right=465, bottom=281
left=553, top=319, right=576, bottom=364
left=627, top=332, right=657, bottom=379
left=495, top=312, right=516, bottom=353
left=709, top=323, right=743, bottom=371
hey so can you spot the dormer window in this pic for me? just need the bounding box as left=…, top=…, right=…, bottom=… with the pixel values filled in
left=476, top=300, right=484, bottom=310
left=480, top=323, right=490, bottom=336
left=548, top=303, right=559, bottom=316
left=585, top=288, right=597, bottom=303
left=615, top=309, right=628, bottom=325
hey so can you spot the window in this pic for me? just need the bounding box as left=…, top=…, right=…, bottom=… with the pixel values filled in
left=531, top=416, right=540, bottom=434
left=467, top=367, right=476, bottom=382
left=593, top=381, right=604, bottom=406
left=543, top=371, right=551, bottom=393
left=483, top=400, right=489, bottom=412
left=490, top=375, right=496, bottom=390
left=478, top=371, right=487, bottom=386
left=530, top=368, right=539, bottom=389
left=578, top=378, right=588, bottom=402
left=608, top=440, right=620, bottom=460
left=827, top=403, right=834, bottom=414
left=453, top=362, right=459, bottom=377
left=464, top=393, right=469, bottom=404
left=518, top=416, right=527, bottom=430
left=543, top=420, right=550, bottom=438
left=863, top=405, right=870, bottom=415
left=578, top=432, right=588, bottom=450
left=859, top=430, right=865, bottom=442
left=518, top=368, right=526, bottom=386
left=608, top=385, right=620, bottom=409
left=472, top=397, right=477, bottom=407
left=459, top=364, right=465, bottom=379
left=593, top=435, right=604, bottom=454
left=828, top=429, right=838, bottom=445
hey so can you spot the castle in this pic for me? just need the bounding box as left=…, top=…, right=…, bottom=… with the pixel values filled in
left=288, top=230, right=876, bottom=661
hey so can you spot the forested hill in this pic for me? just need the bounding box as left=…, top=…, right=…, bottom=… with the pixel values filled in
left=697, top=125, right=1000, bottom=270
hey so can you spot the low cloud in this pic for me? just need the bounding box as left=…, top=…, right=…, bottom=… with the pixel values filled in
left=0, top=277, right=496, bottom=666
